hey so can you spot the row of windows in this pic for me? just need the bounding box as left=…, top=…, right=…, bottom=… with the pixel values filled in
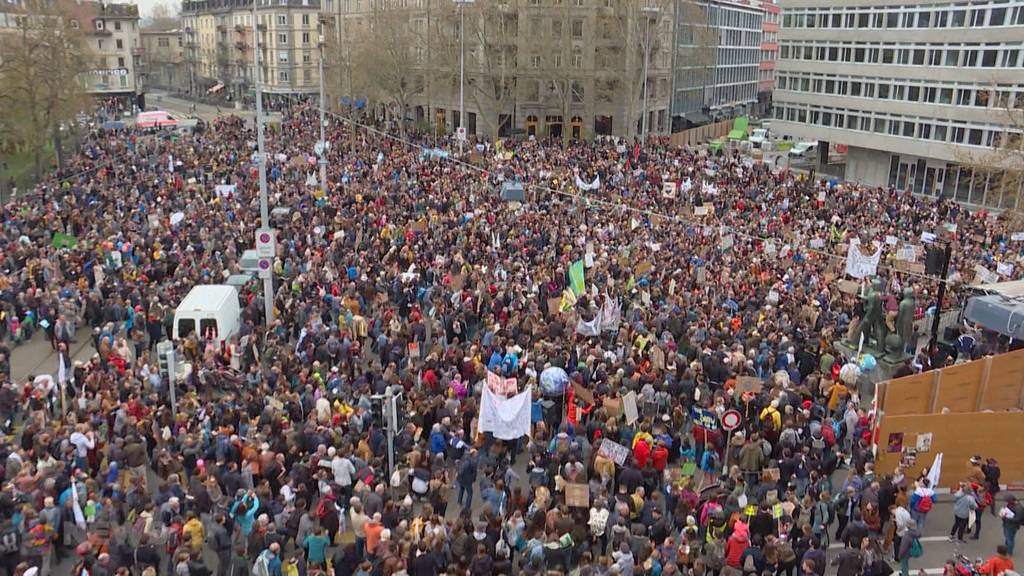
left=717, top=46, right=761, bottom=66
left=782, top=2, right=1024, bottom=31
left=710, top=82, right=757, bottom=107
left=706, top=4, right=763, bottom=31
left=779, top=41, right=1024, bottom=69
left=777, top=74, right=1022, bottom=109
left=772, top=104, right=1021, bottom=148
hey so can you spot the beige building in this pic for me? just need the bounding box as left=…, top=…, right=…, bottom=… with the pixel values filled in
left=182, top=0, right=322, bottom=102
left=140, top=28, right=186, bottom=90
left=2, top=0, right=144, bottom=105
left=325, top=0, right=675, bottom=140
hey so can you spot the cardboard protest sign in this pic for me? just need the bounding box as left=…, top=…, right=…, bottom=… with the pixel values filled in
left=565, top=483, right=590, bottom=507
left=597, top=439, right=630, bottom=465
left=635, top=261, right=653, bottom=277
left=735, top=376, right=763, bottom=394
left=837, top=280, right=860, bottom=296
left=604, top=397, right=623, bottom=418
left=411, top=218, right=428, bottom=232
left=623, top=391, right=639, bottom=424
left=573, top=382, right=595, bottom=406
left=450, top=273, right=466, bottom=291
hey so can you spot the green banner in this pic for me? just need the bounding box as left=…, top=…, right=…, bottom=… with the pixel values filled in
left=569, top=259, right=585, bottom=297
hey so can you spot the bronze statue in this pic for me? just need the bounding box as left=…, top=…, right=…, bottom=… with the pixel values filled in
left=850, top=279, right=887, bottom=350
left=896, top=288, right=916, bottom=355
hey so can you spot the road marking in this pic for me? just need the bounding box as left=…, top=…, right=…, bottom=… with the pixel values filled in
left=828, top=536, right=951, bottom=550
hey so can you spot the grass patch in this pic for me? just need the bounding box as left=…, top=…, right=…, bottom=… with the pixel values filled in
left=0, top=143, right=55, bottom=193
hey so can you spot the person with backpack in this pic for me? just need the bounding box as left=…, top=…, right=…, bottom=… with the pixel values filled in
left=811, top=491, right=833, bottom=547
left=950, top=482, right=978, bottom=543
left=0, top=517, right=20, bottom=576
left=896, top=519, right=922, bottom=576
left=252, top=542, right=282, bottom=576
left=910, top=479, right=934, bottom=529
left=1000, top=495, right=1021, bottom=557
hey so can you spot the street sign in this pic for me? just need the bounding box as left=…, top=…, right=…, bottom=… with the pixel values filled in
left=456, top=126, right=467, bottom=141
left=721, top=409, right=743, bottom=431
left=255, top=228, right=276, bottom=258
left=257, top=257, right=272, bottom=279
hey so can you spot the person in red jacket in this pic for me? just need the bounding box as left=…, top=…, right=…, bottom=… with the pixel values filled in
left=633, top=436, right=652, bottom=470
left=726, top=520, right=751, bottom=570
left=652, top=439, right=669, bottom=474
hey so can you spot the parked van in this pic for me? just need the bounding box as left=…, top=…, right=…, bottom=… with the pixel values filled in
left=173, top=285, right=241, bottom=343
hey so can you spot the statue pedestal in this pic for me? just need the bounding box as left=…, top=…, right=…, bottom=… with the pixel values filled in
left=833, top=340, right=907, bottom=402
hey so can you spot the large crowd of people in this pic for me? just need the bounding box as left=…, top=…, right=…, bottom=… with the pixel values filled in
left=0, top=102, right=1021, bottom=576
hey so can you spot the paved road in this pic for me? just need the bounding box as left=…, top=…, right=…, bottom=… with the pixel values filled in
left=148, top=92, right=282, bottom=126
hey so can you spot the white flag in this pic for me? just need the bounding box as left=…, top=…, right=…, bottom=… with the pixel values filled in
left=845, top=242, right=881, bottom=279
left=479, top=385, right=532, bottom=440
left=71, top=478, right=86, bottom=529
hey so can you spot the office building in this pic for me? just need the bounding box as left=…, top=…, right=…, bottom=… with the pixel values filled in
left=757, top=0, right=779, bottom=114
left=671, top=0, right=763, bottom=128
left=326, top=0, right=675, bottom=140
left=181, top=0, right=322, bottom=101
left=772, top=0, right=1024, bottom=208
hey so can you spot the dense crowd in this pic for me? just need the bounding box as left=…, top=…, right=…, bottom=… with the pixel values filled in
left=0, top=103, right=1021, bottom=576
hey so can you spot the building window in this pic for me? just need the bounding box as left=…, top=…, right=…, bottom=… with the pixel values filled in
left=303, top=52, right=311, bottom=63
left=302, top=32, right=310, bottom=43
left=118, top=57, right=125, bottom=67
left=279, top=51, right=288, bottom=63
left=116, top=39, right=123, bottom=49
left=571, top=19, right=583, bottom=37
left=277, top=15, right=287, bottom=25
left=572, top=53, right=582, bottom=68
left=278, top=33, right=288, bottom=43
left=302, top=14, right=310, bottom=26
left=530, top=55, right=541, bottom=68
left=279, top=71, right=289, bottom=82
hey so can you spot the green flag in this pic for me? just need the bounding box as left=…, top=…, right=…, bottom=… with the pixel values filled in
left=52, top=233, right=78, bottom=249
left=569, top=259, right=585, bottom=297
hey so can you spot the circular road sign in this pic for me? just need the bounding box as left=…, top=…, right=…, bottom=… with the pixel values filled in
left=721, top=409, right=742, bottom=431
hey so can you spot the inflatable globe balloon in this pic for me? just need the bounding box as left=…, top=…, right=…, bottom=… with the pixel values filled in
left=858, top=354, right=877, bottom=372
left=839, top=362, right=861, bottom=385
left=540, top=366, right=570, bottom=396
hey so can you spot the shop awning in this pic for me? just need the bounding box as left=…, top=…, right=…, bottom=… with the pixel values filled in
left=207, top=83, right=225, bottom=94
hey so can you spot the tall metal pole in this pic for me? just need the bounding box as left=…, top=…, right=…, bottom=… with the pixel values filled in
left=928, top=242, right=953, bottom=351
left=318, top=34, right=327, bottom=191
left=253, top=2, right=274, bottom=325
left=458, top=0, right=466, bottom=154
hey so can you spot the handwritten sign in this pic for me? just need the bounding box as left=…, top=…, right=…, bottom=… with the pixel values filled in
left=735, top=376, right=763, bottom=394
left=565, top=483, right=590, bottom=507
left=597, top=439, right=630, bottom=466
left=623, top=391, right=639, bottom=424
left=573, top=382, right=595, bottom=406
left=885, top=235, right=899, bottom=246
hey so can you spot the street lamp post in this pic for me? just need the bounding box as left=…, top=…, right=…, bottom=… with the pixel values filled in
left=640, top=5, right=660, bottom=140
left=252, top=2, right=274, bottom=324
left=318, top=33, right=327, bottom=192
left=454, top=0, right=475, bottom=154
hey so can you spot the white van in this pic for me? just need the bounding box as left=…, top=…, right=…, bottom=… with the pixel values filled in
left=173, top=285, right=241, bottom=343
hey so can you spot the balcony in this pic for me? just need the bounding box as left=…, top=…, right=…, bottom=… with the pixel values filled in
left=235, top=24, right=244, bottom=31
left=235, top=41, right=248, bottom=50
left=132, top=47, right=144, bottom=56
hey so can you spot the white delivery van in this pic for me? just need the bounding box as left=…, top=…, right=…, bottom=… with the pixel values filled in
left=173, top=285, right=241, bottom=343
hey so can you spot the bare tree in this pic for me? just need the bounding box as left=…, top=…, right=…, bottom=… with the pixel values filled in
left=146, top=2, right=180, bottom=30
left=425, top=2, right=520, bottom=139
left=607, top=0, right=674, bottom=140
left=349, top=2, right=424, bottom=140
left=0, top=0, right=93, bottom=180
left=957, top=93, right=1024, bottom=226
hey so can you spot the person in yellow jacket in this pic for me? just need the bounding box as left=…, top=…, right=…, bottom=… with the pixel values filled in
left=759, top=400, right=782, bottom=431
left=182, top=512, right=205, bottom=553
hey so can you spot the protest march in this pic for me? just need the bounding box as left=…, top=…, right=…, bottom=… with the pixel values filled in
left=0, top=101, right=1020, bottom=576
